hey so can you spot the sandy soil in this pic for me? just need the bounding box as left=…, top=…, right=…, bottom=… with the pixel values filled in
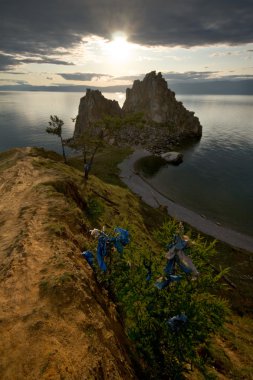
left=118, top=149, right=253, bottom=253
left=0, top=148, right=136, bottom=380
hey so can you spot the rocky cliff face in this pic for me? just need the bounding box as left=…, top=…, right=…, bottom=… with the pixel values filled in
left=73, top=72, right=202, bottom=153
left=122, top=71, right=202, bottom=142
left=74, top=89, right=122, bottom=138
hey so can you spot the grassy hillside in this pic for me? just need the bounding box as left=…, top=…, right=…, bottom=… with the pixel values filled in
left=0, top=147, right=252, bottom=379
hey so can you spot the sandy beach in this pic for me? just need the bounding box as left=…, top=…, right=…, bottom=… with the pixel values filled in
left=118, top=150, right=253, bottom=253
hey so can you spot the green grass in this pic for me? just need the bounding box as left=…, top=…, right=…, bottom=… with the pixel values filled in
left=68, top=145, right=132, bottom=186
left=202, top=316, right=253, bottom=380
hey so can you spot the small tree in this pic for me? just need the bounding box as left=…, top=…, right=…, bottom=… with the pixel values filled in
left=72, top=113, right=144, bottom=180
left=47, top=115, right=67, bottom=163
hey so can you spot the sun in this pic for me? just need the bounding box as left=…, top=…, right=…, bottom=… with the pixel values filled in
left=105, top=32, right=132, bottom=63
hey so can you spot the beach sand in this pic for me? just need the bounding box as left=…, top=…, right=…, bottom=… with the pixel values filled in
left=118, top=149, right=253, bottom=253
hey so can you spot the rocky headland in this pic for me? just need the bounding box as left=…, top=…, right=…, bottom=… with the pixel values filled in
left=73, top=71, right=202, bottom=153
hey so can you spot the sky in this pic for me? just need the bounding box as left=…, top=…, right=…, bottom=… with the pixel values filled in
left=1, top=0, right=253, bottom=94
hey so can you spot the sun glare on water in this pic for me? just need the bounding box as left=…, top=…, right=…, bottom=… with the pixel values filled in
left=105, top=32, right=132, bottom=63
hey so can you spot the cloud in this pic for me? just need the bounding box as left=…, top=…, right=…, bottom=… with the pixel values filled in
left=59, top=73, right=113, bottom=81
left=0, top=53, right=19, bottom=71
left=209, top=51, right=242, bottom=58
left=163, top=71, right=218, bottom=82
left=4, top=71, right=27, bottom=75
left=216, top=74, right=253, bottom=80
left=19, top=57, right=73, bottom=65
left=114, top=74, right=145, bottom=81
left=0, top=78, right=28, bottom=85
left=0, top=52, right=72, bottom=72
left=1, top=0, right=253, bottom=71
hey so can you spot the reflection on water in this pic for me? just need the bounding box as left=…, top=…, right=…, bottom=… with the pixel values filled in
left=0, top=91, right=81, bottom=153
left=134, top=155, right=168, bottom=177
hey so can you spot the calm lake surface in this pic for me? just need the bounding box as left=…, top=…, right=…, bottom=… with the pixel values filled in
left=0, top=91, right=252, bottom=237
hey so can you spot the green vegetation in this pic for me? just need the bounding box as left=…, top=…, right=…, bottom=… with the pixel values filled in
left=68, top=113, right=143, bottom=180
left=198, top=315, right=253, bottom=379
left=69, top=144, right=132, bottom=186
left=86, top=196, right=104, bottom=221
left=92, top=220, right=228, bottom=379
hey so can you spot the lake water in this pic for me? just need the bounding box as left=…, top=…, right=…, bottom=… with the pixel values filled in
left=0, top=91, right=252, bottom=237
left=140, top=94, right=253, bottom=237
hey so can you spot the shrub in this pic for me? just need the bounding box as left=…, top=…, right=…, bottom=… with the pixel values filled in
left=86, top=196, right=104, bottom=221
left=100, top=220, right=228, bottom=379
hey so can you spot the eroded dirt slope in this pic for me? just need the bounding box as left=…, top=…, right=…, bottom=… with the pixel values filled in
left=0, top=148, right=137, bottom=380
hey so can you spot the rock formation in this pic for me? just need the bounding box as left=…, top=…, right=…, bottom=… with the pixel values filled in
left=73, top=72, right=202, bottom=153
left=74, top=89, right=122, bottom=138
left=161, top=151, right=183, bottom=165
left=122, top=71, right=202, bottom=145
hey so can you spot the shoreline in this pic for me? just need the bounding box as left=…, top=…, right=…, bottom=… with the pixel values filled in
left=118, top=149, right=253, bottom=253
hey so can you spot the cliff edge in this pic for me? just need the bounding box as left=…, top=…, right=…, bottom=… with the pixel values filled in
left=0, top=148, right=137, bottom=380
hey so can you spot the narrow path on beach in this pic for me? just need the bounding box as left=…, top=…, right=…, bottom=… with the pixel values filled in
left=118, top=150, right=253, bottom=253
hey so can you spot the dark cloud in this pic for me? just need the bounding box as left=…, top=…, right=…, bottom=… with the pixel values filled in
left=20, top=57, right=73, bottom=65
left=5, top=71, right=27, bottom=75
left=0, top=52, right=71, bottom=72
left=0, top=54, right=19, bottom=71
left=59, top=73, right=113, bottom=81
left=1, top=0, right=253, bottom=71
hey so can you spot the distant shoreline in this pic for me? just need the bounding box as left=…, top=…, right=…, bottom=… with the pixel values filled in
left=1, top=82, right=253, bottom=95
left=118, top=149, right=253, bottom=253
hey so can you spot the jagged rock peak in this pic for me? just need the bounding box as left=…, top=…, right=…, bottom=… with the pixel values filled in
left=74, top=89, right=122, bottom=138
left=122, top=71, right=202, bottom=139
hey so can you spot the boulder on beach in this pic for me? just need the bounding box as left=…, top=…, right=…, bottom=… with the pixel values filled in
left=161, top=151, right=183, bottom=165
